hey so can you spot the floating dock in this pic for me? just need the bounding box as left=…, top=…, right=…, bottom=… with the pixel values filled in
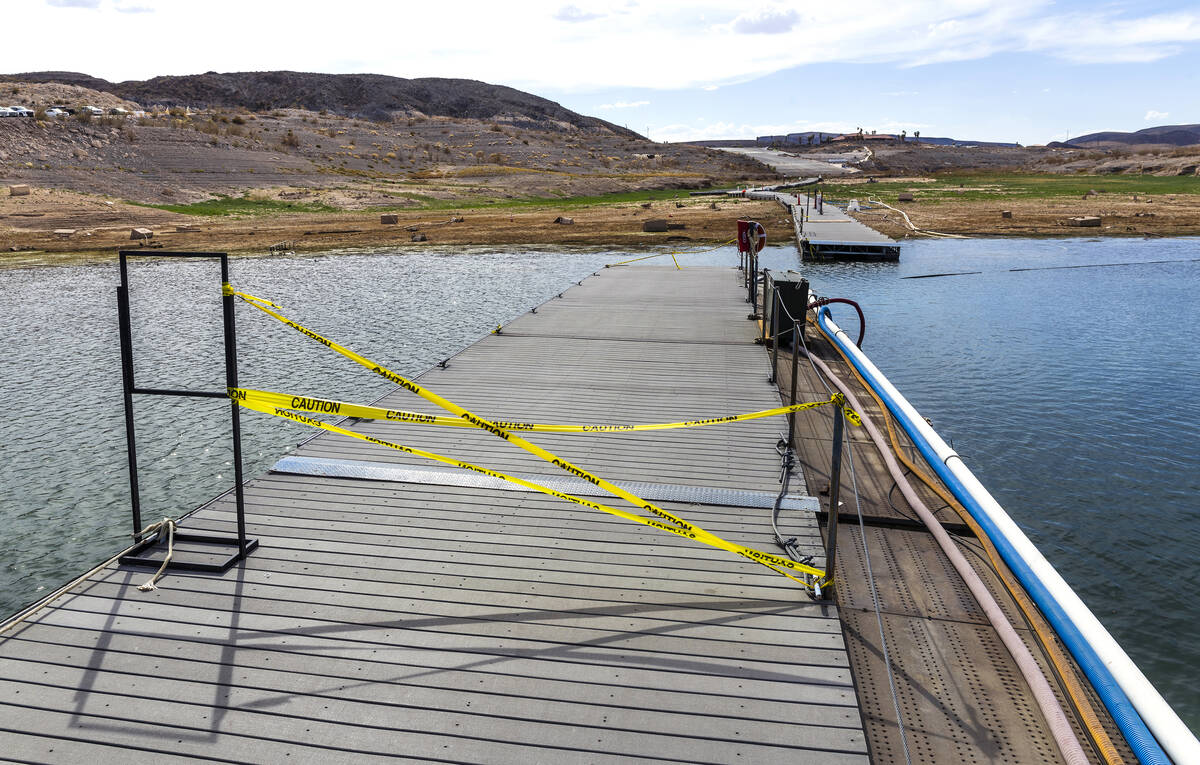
left=0, top=267, right=869, bottom=763
left=747, top=189, right=900, bottom=261
left=3, top=258, right=1194, bottom=763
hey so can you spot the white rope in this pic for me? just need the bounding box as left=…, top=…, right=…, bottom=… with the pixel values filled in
left=868, top=198, right=969, bottom=239
left=134, top=518, right=177, bottom=592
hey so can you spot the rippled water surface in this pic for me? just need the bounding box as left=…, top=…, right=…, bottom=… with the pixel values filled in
left=1, top=239, right=1196, bottom=730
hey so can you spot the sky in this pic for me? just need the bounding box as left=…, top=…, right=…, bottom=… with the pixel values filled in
left=5, top=0, right=1199, bottom=144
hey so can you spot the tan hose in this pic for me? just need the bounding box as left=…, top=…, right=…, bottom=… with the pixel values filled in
left=810, top=318, right=1125, bottom=764
left=805, top=350, right=1092, bottom=765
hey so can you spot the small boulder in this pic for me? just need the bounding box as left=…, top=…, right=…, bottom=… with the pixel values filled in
left=380, top=214, right=399, bottom=225
left=9, top=184, right=30, bottom=196
left=642, top=219, right=669, bottom=232
left=897, top=192, right=915, bottom=202
left=1001, top=210, right=1012, bottom=219
left=553, top=216, right=574, bottom=225
left=411, top=232, right=428, bottom=242
left=130, top=227, right=154, bottom=240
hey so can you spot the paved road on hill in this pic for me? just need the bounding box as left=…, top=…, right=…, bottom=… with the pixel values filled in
left=719, top=147, right=864, bottom=177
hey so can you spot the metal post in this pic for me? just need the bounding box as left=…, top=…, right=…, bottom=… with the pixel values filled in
left=749, top=244, right=759, bottom=316
left=220, top=256, right=249, bottom=558
left=788, top=321, right=800, bottom=447
left=747, top=245, right=754, bottom=303
left=760, top=271, right=770, bottom=345
left=769, top=288, right=779, bottom=384
left=116, top=282, right=141, bottom=536
left=823, top=403, right=845, bottom=599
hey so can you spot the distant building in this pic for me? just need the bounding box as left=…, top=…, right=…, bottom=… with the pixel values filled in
left=755, top=132, right=829, bottom=147
left=830, top=133, right=897, bottom=142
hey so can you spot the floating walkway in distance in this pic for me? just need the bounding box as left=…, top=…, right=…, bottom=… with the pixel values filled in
left=747, top=187, right=901, bottom=262
left=0, top=266, right=869, bottom=763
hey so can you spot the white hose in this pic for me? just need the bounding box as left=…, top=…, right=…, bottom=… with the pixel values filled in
left=868, top=198, right=968, bottom=239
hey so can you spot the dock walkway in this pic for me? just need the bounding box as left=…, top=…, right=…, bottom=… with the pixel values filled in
left=749, top=190, right=900, bottom=261
left=0, top=266, right=869, bottom=763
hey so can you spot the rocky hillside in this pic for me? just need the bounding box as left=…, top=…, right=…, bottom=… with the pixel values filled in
left=4, top=71, right=636, bottom=135
left=0, top=108, right=774, bottom=208
left=1065, top=124, right=1200, bottom=147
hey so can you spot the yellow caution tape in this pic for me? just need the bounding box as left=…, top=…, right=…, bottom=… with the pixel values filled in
left=228, top=284, right=834, bottom=586
left=234, top=394, right=826, bottom=581
left=228, top=387, right=852, bottom=434
left=607, top=238, right=736, bottom=268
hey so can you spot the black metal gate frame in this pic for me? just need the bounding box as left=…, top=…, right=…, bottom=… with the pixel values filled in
left=116, top=250, right=257, bottom=572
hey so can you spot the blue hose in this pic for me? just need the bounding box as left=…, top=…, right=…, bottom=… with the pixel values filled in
left=816, top=306, right=1170, bottom=765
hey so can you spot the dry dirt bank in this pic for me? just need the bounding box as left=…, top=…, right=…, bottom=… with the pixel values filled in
left=847, top=194, right=1200, bottom=239
left=0, top=189, right=788, bottom=268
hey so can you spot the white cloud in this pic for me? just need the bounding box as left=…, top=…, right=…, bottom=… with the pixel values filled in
left=7, top=1, right=1200, bottom=91
left=1145, top=110, right=1169, bottom=121
left=598, top=100, right=649, bottom=109
left=554, top=4, right=603, bottom=22
left=116, top=4, right=153, bottom=12
left=730, top=7, right=800, bottom=35
left=702, top=85, right=719, bottom=91
left=1022, top=10, right=1200, bottom=63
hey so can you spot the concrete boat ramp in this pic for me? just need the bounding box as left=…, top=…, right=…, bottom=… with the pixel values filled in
left=0, top=266, right=869, bottom=763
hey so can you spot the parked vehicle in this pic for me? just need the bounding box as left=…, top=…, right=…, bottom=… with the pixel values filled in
left=7, top=106, right=33, bottom=117
left=0, top=107, right=13, bottom=117
left=82, top=105, right=103, bottom=116
left=44, top=108, right=68, bottom=118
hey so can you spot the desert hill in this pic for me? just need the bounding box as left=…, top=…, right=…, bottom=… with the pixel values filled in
left=0, top=72, right=775, bottom=211
left=1066, top=124, right=1200, bottom=147
left=4, top=70, right=637, bottom=135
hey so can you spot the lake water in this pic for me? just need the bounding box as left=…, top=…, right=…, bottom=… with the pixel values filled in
left=1, top=238, right=1196, bottom=731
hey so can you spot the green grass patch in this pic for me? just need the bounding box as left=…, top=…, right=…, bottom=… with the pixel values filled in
left=432, top=187, right=704, bottom=211
left=136, top=187, right=719, bottom=216
left=134, top=195, right=339, bottom=216
left=818, top=173, right=1200, bottom=204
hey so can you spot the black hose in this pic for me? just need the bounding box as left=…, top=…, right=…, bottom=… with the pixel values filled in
left=806, top=298, right=864, bottom=350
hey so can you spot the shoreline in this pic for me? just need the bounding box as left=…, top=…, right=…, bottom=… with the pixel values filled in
left=0, top=196, right=788, bottom=268
left=5, top=190, right=1200, bottom=270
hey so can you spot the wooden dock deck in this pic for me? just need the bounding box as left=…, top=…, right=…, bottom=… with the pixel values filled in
left=0, top=266, right=870, bottom=763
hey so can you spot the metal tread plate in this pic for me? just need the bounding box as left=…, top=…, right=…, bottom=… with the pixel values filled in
left=271, top=455, right=820, bottom=512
